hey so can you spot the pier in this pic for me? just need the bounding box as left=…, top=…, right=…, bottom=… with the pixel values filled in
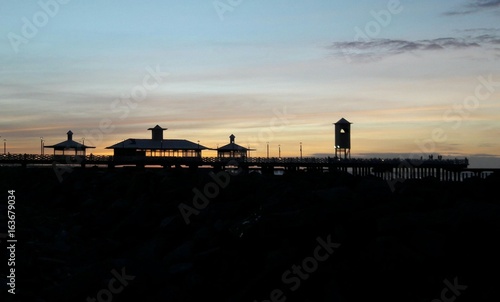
left=0, top=153, right=495, bottom=182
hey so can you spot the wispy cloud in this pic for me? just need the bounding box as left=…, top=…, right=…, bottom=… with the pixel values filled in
left=444, top=0, right=500, bottom=16
left=457, top=28, right=500, bottom=44
left=329, top=32, right=500, bottom=61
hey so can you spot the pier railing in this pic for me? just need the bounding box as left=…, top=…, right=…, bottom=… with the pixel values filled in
left=2, top=153, right=496, bottom=182
left=0, top=153, right=469, bottom=166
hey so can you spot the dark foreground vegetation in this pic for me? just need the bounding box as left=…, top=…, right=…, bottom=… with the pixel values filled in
left=1, top=167, right=499, bottom=302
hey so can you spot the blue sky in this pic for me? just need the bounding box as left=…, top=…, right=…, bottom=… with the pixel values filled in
left=1, top=0, right=500, bottom=167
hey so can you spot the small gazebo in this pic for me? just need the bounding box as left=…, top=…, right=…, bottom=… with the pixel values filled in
left=44, top=130, right=95, bottom=156
left=217, top=134, right=254, bottom=158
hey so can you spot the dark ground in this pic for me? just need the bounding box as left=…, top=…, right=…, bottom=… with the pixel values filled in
left=1, top=166, right=499, bottom=302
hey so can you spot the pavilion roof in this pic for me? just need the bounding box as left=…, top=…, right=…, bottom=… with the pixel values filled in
left=106, top=139, right=208, bottom=150
left=44, top=140, right=95, bottom=150
left=335, top=118, right=352, bottom=124
left=217, top=142, right=254, bottom=151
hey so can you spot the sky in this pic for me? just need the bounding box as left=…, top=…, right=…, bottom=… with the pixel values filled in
left=1, top=0, right=499, bottom=168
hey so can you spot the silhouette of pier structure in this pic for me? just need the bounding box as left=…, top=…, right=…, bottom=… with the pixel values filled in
left=0, top=153, right=494, bottom=181
left=1, top=120, right=497, bottom=181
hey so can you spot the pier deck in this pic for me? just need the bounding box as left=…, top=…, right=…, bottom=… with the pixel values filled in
left=1, top=154, right=495, bottom=182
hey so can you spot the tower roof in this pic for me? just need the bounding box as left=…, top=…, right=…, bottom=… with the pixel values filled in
left=335, top=118, right=352, bottom=124
left=148, top=125, right=167, bottom=131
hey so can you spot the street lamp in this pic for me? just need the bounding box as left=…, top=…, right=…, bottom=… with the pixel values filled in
left=278, top=144, right=281, bottom=158
left=267, top=142, right=269, bottom=158
left=3, top=139, right=6, bottom=155
left=40, top=137, right=44, bottom=155
left=197, top=140, right=200, bottom=157
left=300, top=142, right=302, bottom=159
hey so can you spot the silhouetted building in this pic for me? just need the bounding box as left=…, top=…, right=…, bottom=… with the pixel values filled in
left=334, top=118, right=351, bottom=159
left=44, top=130, right=95, bottom=156
left=217, top=134, right=254, bottom=158
left=106, top=125, right=207, bottom=157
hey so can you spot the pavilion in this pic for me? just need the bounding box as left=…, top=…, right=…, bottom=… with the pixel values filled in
left=216, top=134, right=254, bottom=158
left=106, top=125, right=208, bottom=158
left=44, top=130, right=95, bottom=156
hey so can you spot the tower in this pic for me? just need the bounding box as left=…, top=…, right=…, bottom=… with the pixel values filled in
left=334, top=118, right=351, bottom=159
left=148, top=125, right=167, bottom=141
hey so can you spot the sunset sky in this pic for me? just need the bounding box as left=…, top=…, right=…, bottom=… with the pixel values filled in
left=1, top=0, right=499, bottom=167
